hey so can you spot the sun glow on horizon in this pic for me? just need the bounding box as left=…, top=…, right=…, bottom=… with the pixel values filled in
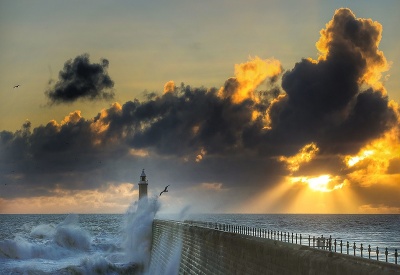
left=241, top=176, right=360, bottom=214
left=0, top=183, right=137, bottom=214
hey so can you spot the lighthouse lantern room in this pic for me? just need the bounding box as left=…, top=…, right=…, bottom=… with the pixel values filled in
left=138, top=169, right=148, bottom=201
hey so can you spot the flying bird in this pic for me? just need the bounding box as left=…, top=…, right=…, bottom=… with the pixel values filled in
left=159, top=185, right=170, bottom=196
left=13, top=85, right=20, bottom=88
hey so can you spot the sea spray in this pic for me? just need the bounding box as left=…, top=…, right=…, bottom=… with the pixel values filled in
left=123, top=196, right=160, bottom=270
left=145, top=205, right=193, bottom=275
left=54, top=214, right=91, bottom=251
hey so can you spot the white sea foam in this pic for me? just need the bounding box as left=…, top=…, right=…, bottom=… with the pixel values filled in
left=30, top=224, right=56, bottom=239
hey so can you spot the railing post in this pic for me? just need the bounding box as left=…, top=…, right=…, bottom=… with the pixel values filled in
left=368, top=245, right=371, bottom=259
left=292, top=233, right=294, bottom=243
left=295, top=233, right=298, bottom=244
left=395, top=249, right=398, bottom=264
left=385, top=247, right=388, bottom=263
left=360, top=244, right=363, bottom=258
left=376, top=247, right=379, bottom=261
left=340, top=240, right=343, bottom=254
left=346, top=241, right=349, bottom=255
left=329, top=236, right=332, bottom=251
left=313, top=236, right=315, bottom=248
left=300, top=234, right=302, bottom=245
left=353, top=242, right=356, bottom=256
left=308, top=235, right=310, bottom=247
left=334, top=239, right=337, bottom=252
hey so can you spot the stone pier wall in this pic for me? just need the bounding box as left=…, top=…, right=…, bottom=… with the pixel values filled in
left=148, top=219, right=400, bottom=275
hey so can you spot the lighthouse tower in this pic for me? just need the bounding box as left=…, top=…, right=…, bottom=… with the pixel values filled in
left=138, top=169, right=148, bottom=201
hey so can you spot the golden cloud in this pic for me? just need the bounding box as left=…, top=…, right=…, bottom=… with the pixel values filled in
left=279, top=142, right=319, bottom=173
left=219, top=56, right=282, bottom=104
left=344, top=126, right=400, bottom=187
left=163, top=80, right=176, bottom=94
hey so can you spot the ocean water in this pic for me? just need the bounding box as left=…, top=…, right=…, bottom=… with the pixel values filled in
left=1, top=210, right=399, bottom=274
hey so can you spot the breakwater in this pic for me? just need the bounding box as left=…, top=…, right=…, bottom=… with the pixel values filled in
left=148, top=219, right=400, bottom=275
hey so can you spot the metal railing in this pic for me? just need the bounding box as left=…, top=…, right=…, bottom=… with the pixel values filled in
left=184, top=220, right=399, bottom=265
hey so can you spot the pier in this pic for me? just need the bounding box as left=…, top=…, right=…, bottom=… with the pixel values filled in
left=148, top=219, right=400, bottom=275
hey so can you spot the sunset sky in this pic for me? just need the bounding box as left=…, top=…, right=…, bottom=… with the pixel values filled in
left=1, top=1, right=399, bottom=214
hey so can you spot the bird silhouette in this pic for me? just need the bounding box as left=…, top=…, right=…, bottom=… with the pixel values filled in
left=159, top=185, right=170, bottom=196
left=13, top=85, right=20, bottom=88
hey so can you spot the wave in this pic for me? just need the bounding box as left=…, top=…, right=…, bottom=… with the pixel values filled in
left=0, top=196, right=161, bottom=274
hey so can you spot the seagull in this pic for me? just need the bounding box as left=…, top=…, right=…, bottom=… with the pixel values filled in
left=159, top=185, right=170, bottom=196
left=13, top=85, right=20, bottom=88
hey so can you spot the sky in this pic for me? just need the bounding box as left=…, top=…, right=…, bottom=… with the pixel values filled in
left=1, top=0, right=399, bottom=214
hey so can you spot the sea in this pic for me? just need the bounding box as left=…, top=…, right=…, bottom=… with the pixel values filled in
left=1, top=201, right=399, bottom=274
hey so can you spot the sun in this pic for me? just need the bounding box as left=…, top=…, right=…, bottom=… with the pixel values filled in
left=290, top=174, right=344, bottom=192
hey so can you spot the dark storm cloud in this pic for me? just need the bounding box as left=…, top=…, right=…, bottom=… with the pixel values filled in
left=0, top=112, right=129, bottom=198
left=95, top=85, right=257, bottom=156
left=252, top=8, right=398, bottom=156
left=46, top=54, right=115, bottom=103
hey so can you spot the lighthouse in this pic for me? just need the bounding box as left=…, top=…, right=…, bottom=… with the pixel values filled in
left=138, top=169, right=148, bottom=201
